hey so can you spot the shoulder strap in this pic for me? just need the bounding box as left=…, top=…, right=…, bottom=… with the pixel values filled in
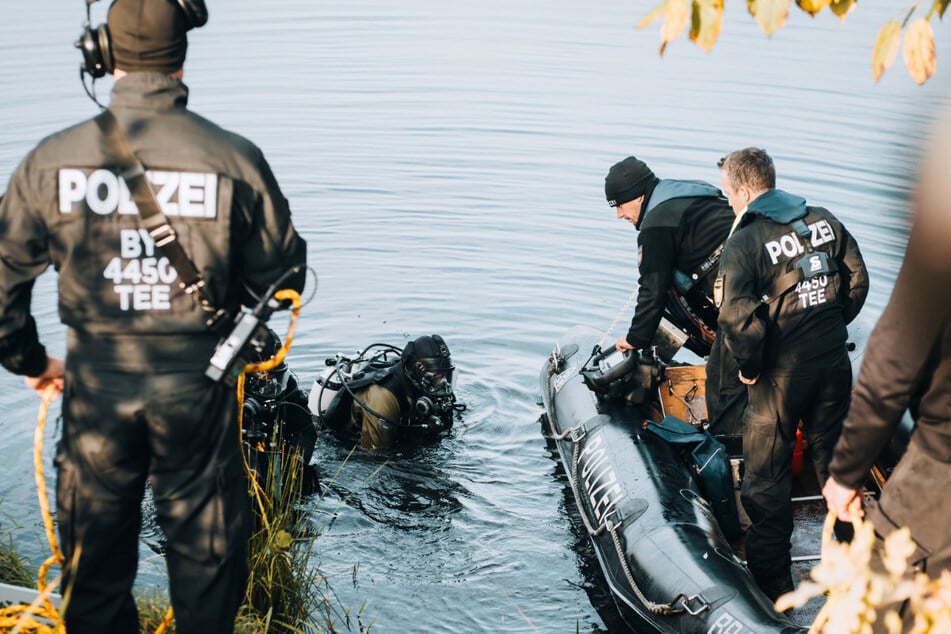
left=94, top=109, right=229, bottom=330
left=673, top=242, right=724, bottom=294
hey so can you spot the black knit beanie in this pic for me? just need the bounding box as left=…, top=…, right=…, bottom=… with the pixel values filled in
left=108, top=0, right=193, bottom=74
left=605, top=157, right=658, bottom=207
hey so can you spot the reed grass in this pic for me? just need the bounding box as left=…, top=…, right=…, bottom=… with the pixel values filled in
left=0, top=507, right=34, bottom=588
left=0, top=438, right=370, bottom=633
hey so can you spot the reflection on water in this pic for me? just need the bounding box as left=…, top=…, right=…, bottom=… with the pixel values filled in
left=1, top=0, right=949, bottom=632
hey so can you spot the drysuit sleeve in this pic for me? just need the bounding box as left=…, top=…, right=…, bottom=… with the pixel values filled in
left=836, top=222, right=869, bottom=325
left=0, top=158, right=51, bottom=376
left=624, top=225, right=676, bottom=349
left=716, top=237, right=768, bottom=379
left=828, top=232, right=948, bottom=488
left=234, top=149, right=308, bottom=306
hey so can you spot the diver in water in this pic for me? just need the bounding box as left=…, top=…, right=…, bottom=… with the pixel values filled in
left=311, top=334, right=462, bottom=450
left=243, top=329, right=319, bottom=496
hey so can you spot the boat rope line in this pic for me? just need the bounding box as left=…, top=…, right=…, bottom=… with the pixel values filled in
left=543, top=354, right=703, bottom=617
left=600, top=286, right=639, bottom=344
left=5, top=288, right=301, bottom=634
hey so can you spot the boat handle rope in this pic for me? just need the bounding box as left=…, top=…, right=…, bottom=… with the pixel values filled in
left=544, top=355, right=716, bottom=617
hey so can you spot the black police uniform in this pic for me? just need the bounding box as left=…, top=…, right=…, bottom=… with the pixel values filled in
left=716, top=188, right=868, bottom=599
left=621, top=178, right=744, bottom=434
left=622, top=178, right=734, bottom=352
left=0, top=73, right=307, bottom=633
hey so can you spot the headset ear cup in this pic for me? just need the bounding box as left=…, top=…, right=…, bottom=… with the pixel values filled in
left=76, top=23, right=111, bottom=79
left=176, top=0, right=208, bottom=29
left=97, top=24, right=114, bottom=75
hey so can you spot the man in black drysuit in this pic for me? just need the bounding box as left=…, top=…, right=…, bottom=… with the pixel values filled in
left=715, top=147, right=868, bottom=601
left=0, top=2, right=307, bottom=632
left=604, top=156, right=745, bottom=434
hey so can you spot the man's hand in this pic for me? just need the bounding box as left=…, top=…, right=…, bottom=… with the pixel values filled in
left=738, top=370, right=759, bottom=385
left=24, top=357, right=65, bottom=399
left=615, top=335, right=635, bottom=352
left=822, top=476, right=865, bottom=522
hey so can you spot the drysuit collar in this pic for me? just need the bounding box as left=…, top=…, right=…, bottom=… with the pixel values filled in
left=744, top=189, right=808, bottom=225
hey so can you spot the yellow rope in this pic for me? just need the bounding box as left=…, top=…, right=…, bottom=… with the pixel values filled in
left=3, top=287, right=301, bottom=634
left=237, top=289, right=302, bottom=533
left=0, top=384, right=65, bottom=634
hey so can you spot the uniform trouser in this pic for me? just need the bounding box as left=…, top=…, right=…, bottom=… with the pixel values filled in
left=705, top=334, right=748, bottom=438
left=55, top=357, right=251, bottom=634
left=867, top=440, right=951, bottom=633
left=740, top=350, right=852, bottom=598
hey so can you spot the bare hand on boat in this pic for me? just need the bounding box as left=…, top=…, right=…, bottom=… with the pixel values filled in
left=24, top=357, right=65, bottom=399
left=821, top=476, right=864, bottom=522
left=615, top=335, right=635, bottom=352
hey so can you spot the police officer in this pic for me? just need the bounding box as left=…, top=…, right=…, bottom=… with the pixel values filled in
left=715, top=147, right=868, bottom=601
left=604, top=156, right=744, bottom=434
left=321, top=335, right=457, bottom=450
left=0, top=2, right=307, bottom=632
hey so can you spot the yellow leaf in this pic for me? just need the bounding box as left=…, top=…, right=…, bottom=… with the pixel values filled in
left=882, top=527, right=916, bottom=577
left=872, top=20, right=902, bottom=81
left=830, top=0, right=856, bottom=20
left=902, top=18, right=936, bottom=85
left=691, top=0, right=724, bottom=52
left=637, top=1, right=668, bottom=29
left=660, top=0, right=691, bottom=55
left=749, top=0, right=790, bottom=35
left=935, top=0, right=950, bottom=19
left=796, top=0, right=831, bottom=16
left=274, top=529, right=294, bottom=550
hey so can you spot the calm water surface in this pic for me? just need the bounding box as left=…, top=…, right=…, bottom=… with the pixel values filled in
left=1, top=1, right=949, bottom=632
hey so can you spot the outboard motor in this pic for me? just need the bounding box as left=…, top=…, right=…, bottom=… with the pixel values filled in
left=581, top=345, right=661, bottom=404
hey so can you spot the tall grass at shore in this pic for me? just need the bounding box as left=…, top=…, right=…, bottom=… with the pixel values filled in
left=0, top=507, right=34, bottom=588
left=0, top=443, right=370, bottom=633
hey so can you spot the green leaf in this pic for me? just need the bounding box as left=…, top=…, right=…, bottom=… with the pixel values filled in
left=692, top=0, right=724, bottom=52
left=903, top=18, right=937, bottom=84
left=750, top=0, right=791, bottom=35
left=796, top=0, right=831, bottom=17
left=829, top=0, right=856, bottom=21
left=872, top=20, right=902, bottom=81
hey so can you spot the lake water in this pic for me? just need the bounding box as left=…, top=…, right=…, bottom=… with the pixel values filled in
left=0, top=1, right=948, bottom=632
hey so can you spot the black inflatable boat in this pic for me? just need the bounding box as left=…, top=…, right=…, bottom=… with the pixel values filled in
left=540, top=325, right=807, bottom=634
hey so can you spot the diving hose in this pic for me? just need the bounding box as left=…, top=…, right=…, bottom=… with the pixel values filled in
left=4, top=288, right=301, bottom=634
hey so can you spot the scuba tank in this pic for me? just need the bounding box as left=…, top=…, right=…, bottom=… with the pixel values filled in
left=308, top=343, right=402, bottom=426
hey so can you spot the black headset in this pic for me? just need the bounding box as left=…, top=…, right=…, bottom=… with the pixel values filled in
left=76, top=0, right=208, bottom=79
